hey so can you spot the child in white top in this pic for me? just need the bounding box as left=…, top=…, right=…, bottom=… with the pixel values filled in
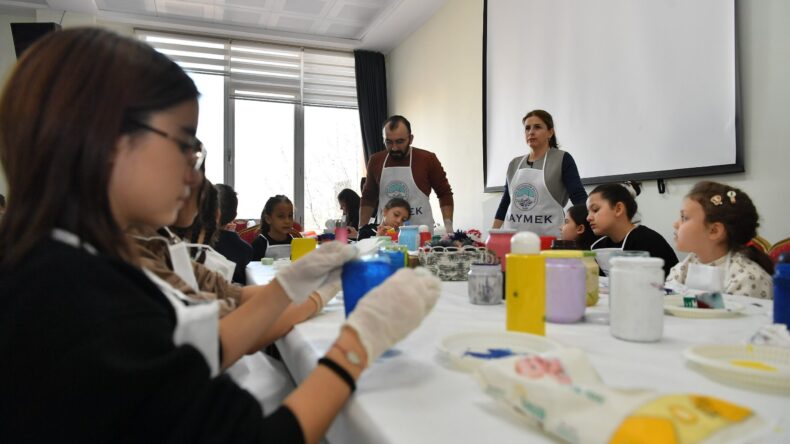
left=667, top=181, right=774, bottom=299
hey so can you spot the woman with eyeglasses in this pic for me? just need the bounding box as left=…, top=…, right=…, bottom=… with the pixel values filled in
left=0, top=28, right=440, bottom=443
left=492, top=110, right=588, bottom=237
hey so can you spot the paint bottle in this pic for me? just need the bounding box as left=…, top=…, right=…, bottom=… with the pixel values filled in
left=486, top=228, right=517, bottom=272
left=774, top=253, right=790, bottom=326
left=505, top=231, right=545, bottom=335
left=418, top=225, right=431, bottom=247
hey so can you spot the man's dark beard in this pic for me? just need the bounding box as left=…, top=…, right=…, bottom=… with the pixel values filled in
left=389, top=147, right=409, bottom=159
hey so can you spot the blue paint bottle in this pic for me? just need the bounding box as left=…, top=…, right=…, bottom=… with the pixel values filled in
left=774, top=253, right=790, bottom=326
left=341, top=256, right=396, bottom=317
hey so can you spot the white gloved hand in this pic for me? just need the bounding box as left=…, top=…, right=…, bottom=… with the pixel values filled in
left=275, top=242, right=356, bottom=304
left=308, top=281, right=342, bottom=313
left=345, top=267, right=441, bottom=366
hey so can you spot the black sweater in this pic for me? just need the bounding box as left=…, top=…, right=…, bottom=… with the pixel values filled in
left=0, top=239, right=303, bottom=443
left=215, top=229, right=254, bottom=285
left=592, top=225, right=679, bottom=277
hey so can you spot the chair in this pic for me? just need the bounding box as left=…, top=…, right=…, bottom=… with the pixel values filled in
left=239, top=224, right=260, bottom=246
left=748, top=235, right=771, bottom=254
left=769, top=237, right=790, bottom=264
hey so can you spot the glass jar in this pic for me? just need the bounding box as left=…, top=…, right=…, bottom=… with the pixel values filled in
left=582, top=251, right=599, bottom=306
left=398, top=225, right=419, bottom=251
left=485, top=228, right=517, bottom=271
left=540, top=250, right=586, bottom=323
left=468, top=263, right=503, bottom=305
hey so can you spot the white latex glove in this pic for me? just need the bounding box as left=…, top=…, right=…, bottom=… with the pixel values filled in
left=308, top=281, right=342, bottom=313
left=275, top=242, right=356, bottom=304
left=345, top=267, right=441, bottom=366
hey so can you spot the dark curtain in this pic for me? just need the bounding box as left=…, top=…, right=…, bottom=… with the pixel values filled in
left=354, top=50, right=388, bottom=163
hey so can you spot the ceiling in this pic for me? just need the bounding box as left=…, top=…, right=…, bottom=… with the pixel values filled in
left=0, top=0, right=448, bottom=51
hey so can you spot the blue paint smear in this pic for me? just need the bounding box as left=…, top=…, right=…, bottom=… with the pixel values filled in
left=463, top=348, right=525, bottom=360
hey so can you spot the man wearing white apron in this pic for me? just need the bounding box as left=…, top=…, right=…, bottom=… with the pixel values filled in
left=359, top=115, right=454, bottom=232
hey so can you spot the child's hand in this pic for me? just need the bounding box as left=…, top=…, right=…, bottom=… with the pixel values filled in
left=376, top=225, right=393, bottom=236
left=289, top=227, right=303, bottom=238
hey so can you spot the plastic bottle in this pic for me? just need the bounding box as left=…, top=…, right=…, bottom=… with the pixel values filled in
left=774, top=253, right=790, bottom=326
left=505, top=232, right=545, bottom=335
left=418, top=225, right=431, bottom=247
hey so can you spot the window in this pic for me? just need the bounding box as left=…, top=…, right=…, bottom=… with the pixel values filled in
left=234, top=99, right=294, bottom=220
left=304, top=106, right=364, bottom=230
left=188, top=72, right=224, bottom=185
left=138, top=30, right=364, bottom=229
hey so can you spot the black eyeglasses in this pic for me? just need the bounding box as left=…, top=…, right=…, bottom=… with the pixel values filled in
left=132, top=121, right=206, bottom=171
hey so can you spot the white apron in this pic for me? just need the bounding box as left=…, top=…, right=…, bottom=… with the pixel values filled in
left=52, top=229, right=220, bottom=377
left=378, top=149, right=435, bottom=228
left=189, top=244, right=236, bottom=283
left=503, top=154, right=565, bottom=237
left=591, top=226, right=637, bottom=250
left=260, top=234, right=292, bottom=260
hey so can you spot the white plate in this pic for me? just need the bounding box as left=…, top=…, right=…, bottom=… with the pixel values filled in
left=684, top=344, right=790, bottom=394
left=437, top=331, right=563, bottom=372
left=663, top=295, right=744, bottom=318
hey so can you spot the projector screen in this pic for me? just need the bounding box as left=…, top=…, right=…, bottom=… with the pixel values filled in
left=483, top=0, right=741, bottom=191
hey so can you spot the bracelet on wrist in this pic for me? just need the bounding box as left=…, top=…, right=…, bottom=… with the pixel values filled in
left=318, top=357, right=356, bottom=393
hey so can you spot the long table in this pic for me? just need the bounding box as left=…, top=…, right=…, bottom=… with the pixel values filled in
left=248, top=262, right=789, bottom=443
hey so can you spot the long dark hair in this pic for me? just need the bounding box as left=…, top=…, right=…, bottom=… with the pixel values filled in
left=337, top=188, right=360, bottom=228
left=0, top=28, right=198, bottom=266
left=174, top=179, right=219, bottom=247
left=215, top=184, right=239, bottom=226
left=522, top=109, right=559, bottom=148
left=259, top=195, right=292, bottom=237
left=686, top=181, right=774, bottom=274
left=567, top=204, right=598, bottom=250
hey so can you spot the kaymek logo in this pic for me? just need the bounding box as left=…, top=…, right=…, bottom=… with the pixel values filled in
left=514, top=183, right=538, bottom=211
left=386, top=181, right=409, bottom=200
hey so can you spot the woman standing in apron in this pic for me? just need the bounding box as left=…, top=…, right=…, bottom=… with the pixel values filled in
left=493, top=110, right=587, bottom=237
left=0, top=28, right=440, bottom=443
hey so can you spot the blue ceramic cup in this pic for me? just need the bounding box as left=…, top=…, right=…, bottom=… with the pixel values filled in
left=341, top=257, right=396, bottom=317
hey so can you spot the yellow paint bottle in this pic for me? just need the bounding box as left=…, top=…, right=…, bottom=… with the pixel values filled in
left=506, top=232, right=545, bottom=335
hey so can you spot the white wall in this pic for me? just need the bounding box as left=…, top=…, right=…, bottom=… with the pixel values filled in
left=387, top=0, right=790, bottom=245
left=0, top=10, right=133, bottom=196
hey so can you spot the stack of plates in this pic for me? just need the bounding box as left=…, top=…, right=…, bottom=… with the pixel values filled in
left=437, top=331, right=562, bottom=372
left=684, top=344, right=790, bottom=394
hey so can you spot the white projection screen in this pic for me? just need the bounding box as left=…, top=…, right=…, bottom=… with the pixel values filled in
left=484, top=0, right=741, bottom=191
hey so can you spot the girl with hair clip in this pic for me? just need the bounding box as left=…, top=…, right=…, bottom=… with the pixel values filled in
left=357, top=197, right=411, bottom=241
left=560, top=204, right=600, bottom=250
left=587, top=183, right=679, bottom=277
left=0, top=28, right=440, bottom=443
left=667, top=181, right=774, bottom=299
left=252, top=195, right=301, bottom=260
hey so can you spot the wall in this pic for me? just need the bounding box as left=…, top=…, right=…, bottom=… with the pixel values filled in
left=387, top=0, right=790, bottom=246
left=0, top=9, right=133, bottom=196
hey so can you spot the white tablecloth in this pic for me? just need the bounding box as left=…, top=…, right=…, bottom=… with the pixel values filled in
left=247, top=262, right=789, bottom=443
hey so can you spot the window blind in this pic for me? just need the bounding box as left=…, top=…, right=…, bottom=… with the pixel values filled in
left=136, top=30, right=357, bottom=107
